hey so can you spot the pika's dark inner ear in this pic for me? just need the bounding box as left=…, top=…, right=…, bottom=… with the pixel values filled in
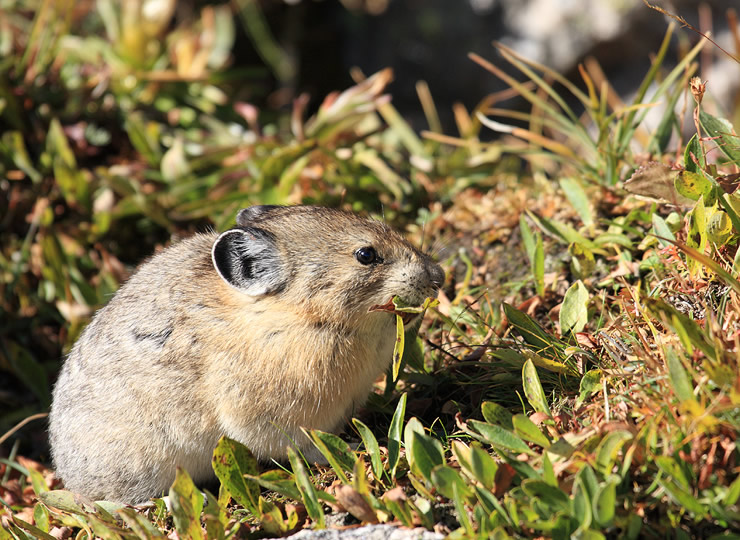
left=211, top=228, right=285, bottom=296
left=236, top=205, right=283, bottom=227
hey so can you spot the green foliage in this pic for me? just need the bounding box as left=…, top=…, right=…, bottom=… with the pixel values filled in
left=474, top=23, right=705, bottom=185
left=0, top=0, right=482, bottom=434
left=211, top=436, right=259, bottom=515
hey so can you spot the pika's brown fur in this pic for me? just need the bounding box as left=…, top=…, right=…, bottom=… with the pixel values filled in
left=49, top=205, right=444, bottom=504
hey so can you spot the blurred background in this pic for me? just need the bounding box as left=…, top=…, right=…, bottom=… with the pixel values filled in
left=259, top=0, right=740, bottom=128
left=1, top=0, right=739, bottom=459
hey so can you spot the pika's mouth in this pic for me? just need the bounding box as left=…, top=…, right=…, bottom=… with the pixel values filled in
left=369, top=296, right=433, bottom=329
left=399, top=311, right=420, bottom=327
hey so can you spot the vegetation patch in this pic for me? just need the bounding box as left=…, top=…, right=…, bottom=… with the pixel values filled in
left=1, top=2, right=739, bottom=539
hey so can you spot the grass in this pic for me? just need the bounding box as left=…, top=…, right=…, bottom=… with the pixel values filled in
left=2, top=2, right=740, bottom=539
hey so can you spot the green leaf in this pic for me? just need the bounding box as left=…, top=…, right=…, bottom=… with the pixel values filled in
left=560, top=280, right=589, bottom=335
left=211, top=436, right=259, bottom=515
left=723, top=474, right=740, bottom=506
left=352, top=419, right=383, bottom=480
left=699, top=110, right=740, bottom=163
left=308, top=430, right=357, bottom=485
left=650, top=83, right=682, bottom=154
left=387, top=393, right=407, bottom=479
left=351, top=457, right=375, bottom=502
left=452, top=482, right=475, bottom=537
left=202, top=490, right=229, bottom=540
left=675, top=171, right=712, bottom=201
left=572, top=477, right=593, bottom=530
left=592, top=479, right=617, bottom=527
left=520, top=479, right=570, bottom=512
left=287, top=447, right=325, bottom=528
left=32, top=504, right=50, bottom=535
left=403, top=416, right=424, bottom=443
left=431, top=465, right=471, bottom=500
left=1, top=131, right=41, bottom=182
left=512, top=414, right=550, bottom=448
left=651, top=213, right=675, bottom=247
left=686, top=196, right=708, bottom=276
left=721, top=192, right=740, bottom=237
left=46, top=118, right=77, bottom=168
left=481, top=402, right=514, bottom=430
left=657, top=478, right=707, bottom=516
left=384, top=496, right=415, bottom=528
left=546, top=437, right=576, bottom=459
left=124, top=112, right=163, bottom=166
left=244, top=470, right=301, bottom=501
left=522, top=359, right=552, bottom=417
left=666, top=349, right=694, bottom=402
left=645, top=298, right=719, bottom=361
left=624, top=514, right=644, bottom=540
left=10, top=517, right=57, bottom=540
left=543, top=452, right=556, bottom=486
left=560, top=177, right=594, bottom=226
left=707, top=210, right=733, bottom=245
left=591, top=233, right=633, bottom=248
left=569, top=242, right=595, bottom=280
left=161, top=138, right=191, bottom=182
left=572, top=528, right=606, bottom=540
left=169, top=467, right=205, bottom=540
left=467, top=420, right=534, bottom=455
left=258, top=496, right=290, bottom=536
left=38, top=490, right=86, bottom=514
left=683, top=133, right=704, bottom=172
left=536, top=213, right=595, bottom=247
left=408, top=430, right=444, bottom=482
left=474, top=486, right=514, bottom=529
left=661, top=236, right=740, bottom=297
left=594, top=430, right=633, bottom=475
left=655, top=456, right=691, bottom=489
left=520, top=215, right=536, bottom=263
left=28, top=467, right=49, bottom=496
left=577, top=369, right=602, bottom=405
left=576, top=464, right=599, bottom=501
left=392, top=295, right=440, bottom=313
left=391, top=313, right=405, bottom=381
left=467, top=443, right=498, bottom=491
left=533, top=232, right=545, bottom=297
left=503, top=303, right=563, bottom=356
left=118, top=508, right=168, bottom=538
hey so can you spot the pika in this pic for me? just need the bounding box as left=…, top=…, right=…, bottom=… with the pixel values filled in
left=48, top=205, right=444, bottom=504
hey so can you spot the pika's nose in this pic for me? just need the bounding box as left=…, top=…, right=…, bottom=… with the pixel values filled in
left=428, top=263, right=445, bottom=289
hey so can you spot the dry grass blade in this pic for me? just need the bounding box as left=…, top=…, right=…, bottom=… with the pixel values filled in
left=643, top=0, right=740, bottom=62
left=494, top=42, right=588, bottom=122
left=468, top=53, right=568, bottom=131
left=476, top=113, right=577, bottom=160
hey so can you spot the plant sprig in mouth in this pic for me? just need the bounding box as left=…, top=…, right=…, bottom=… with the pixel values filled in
left=369, top=295, right=440, bottom=381
left=369, top=296, right=439, bottom=327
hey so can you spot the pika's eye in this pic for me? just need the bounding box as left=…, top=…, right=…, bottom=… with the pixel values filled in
left=355, top=246, right=378, bottom=265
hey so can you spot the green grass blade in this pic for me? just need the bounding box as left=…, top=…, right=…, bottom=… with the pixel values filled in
left=387, top=393, right=407, bottom=479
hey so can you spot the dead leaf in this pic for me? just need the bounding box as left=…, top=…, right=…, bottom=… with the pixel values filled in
left=624, top=162, right=693, bottom=206
left=335, top=485, right=378, bottom=523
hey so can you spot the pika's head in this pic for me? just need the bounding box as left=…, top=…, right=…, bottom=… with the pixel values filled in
left=211, top=205, right=444, bottom=326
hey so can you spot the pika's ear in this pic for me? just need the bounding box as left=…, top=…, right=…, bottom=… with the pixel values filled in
left=211, top=228, right=285, bottom=296
left=236, top=205, right=283, bottom=227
